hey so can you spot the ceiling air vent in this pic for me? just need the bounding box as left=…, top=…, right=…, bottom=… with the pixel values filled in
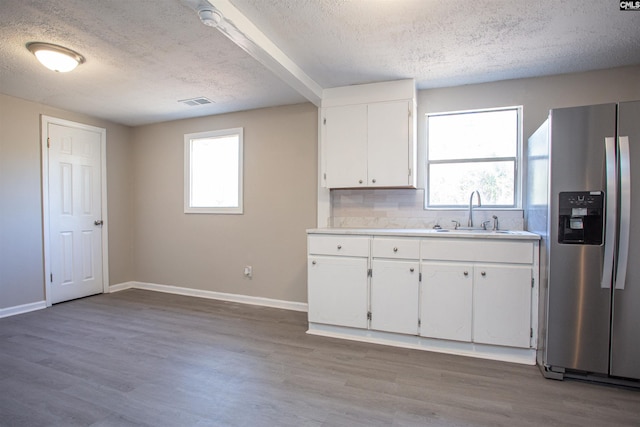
left=178, top=97, right=214, bottom=107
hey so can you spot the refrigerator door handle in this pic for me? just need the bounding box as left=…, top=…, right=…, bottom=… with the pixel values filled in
left=601, top=137, right=617, bottom=289
left=615, top=136, right=631, bottom=290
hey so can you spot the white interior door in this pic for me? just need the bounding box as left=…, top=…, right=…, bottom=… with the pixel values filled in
left=44, top=118, right=107, bottom=304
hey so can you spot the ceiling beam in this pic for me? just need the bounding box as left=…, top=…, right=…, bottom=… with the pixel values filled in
left=202, top=0, right=323, bottom=106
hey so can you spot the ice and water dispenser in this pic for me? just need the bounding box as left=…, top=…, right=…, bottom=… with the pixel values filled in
left=558, top=191, right=604, bottom=245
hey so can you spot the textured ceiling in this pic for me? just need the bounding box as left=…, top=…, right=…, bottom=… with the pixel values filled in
left=1, top=0, right=639, bottom=126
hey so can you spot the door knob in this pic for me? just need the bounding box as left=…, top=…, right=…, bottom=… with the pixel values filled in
left=94, top=220, right=103, bottom=226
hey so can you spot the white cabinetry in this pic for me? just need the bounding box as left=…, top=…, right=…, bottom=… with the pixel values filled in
left=307, top=235, right=369, bottom=328
left=420, top=262, right=473, bottom=342
left=420, top=238, right=535, bottom=349
left=320, top=79, right=416, bottom=189
left=370, top=238, right=420, bottom=335
left=323, top=104, right=368, bottom=188
left=473, top=265, right=532, bottom=348
left=306, top=230, right=540, bottom=365
left=323, top=100, right=413, bottom=188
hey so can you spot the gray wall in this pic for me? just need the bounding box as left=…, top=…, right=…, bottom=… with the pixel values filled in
left=131, top=103, right=318, bottom=303
left=2, top=65, right=639, bottom=311
left=0, top=93, right=134, bottom=309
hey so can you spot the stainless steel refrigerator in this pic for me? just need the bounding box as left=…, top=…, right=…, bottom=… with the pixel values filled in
left=526, top=101, right=640, bottom=385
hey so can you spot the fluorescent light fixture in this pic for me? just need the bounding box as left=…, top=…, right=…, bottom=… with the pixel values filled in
left=27, top=42, right=85, bottom=72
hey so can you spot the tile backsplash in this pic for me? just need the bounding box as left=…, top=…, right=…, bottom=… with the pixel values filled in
left=330, top=189, right=524, bottom=230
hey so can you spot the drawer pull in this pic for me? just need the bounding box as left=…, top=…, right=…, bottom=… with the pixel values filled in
left=312, top=260, right=316, bottom=265
left=359, top=180, right=363, bottom=184
left=481, top=271, right=486, bottom=276
left=337, top=245, right=342, bottom=250
left=464, top=271, right=469, bottom=276
left=393, top=247, right=398, bottom=252
left=410, top=268, right=414, bottom=272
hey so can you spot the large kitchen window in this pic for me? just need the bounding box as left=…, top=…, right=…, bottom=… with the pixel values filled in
left=184, top=128, right=243, bottom=214
left=425, top=107, right=521, bottom=208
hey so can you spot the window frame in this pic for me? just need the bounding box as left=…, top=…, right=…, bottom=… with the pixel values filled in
left=184, top=128, right=244, bottom=214
left=425, top=106, right=523, bottom=209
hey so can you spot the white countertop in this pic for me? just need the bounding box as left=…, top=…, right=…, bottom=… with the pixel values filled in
left=307, top=228, right=540, bottom=240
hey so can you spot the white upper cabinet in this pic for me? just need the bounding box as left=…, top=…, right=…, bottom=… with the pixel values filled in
left=321, top=79, right=417, bottom=189
left=323, top=104, right=368, bottom=187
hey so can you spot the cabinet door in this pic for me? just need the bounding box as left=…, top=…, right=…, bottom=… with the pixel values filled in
left=420, top=262, right=473, bottom=342
left=323, top=104, right=368, bottom=188
left=370, top=259, right=419, bottom=335
left=473, top=265, right=532, bottom=348
left=367, top=100, right=411, bottom=187
left=308, top=256, right=368, bottom=328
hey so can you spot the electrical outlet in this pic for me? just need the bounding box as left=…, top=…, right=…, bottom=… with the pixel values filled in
left=243, top=266, right=252, bottom=278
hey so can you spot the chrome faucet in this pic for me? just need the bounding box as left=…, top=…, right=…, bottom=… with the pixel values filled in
left=468, top=190, right=482, bottom=227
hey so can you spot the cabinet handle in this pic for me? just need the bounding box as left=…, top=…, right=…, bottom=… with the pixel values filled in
left=481, top=271, right=486, bottom=276
left=393, top=247, right=398, bottom=252
left=372, top=179, right=377, bottom=183
left=337, top=245, right=342, bottom=250
left=410, top=268, right=414, bottom=272
left=464, top=271, right=469, bottom=276
left=359, top=179, right=363, bottom=184
left=312, top=260, right=316, bottom=265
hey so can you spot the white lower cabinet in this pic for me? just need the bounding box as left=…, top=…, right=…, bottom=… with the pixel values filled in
left=307, top=235, right=369, bottom=329
left=472, top=264, right=532, bottom=348
left=307, top=232, right=539, bottom=363
left=420, top=262, right=473, bottom=342
left=420, top=262, right=533, bottom=348
left=370, top=259, right=419, bottom=334
left=307, top=256, right=368, bottom=328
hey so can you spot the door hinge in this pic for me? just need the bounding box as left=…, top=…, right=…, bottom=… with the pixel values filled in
left=418, top=319, right=421, bottom=327
left=367, top=311, right=372, bottom=320
left=323, top=173, right=326, bottom=181
left=530, top=328, right=533, bottom=338
left=47, top=137, right=50, bottom=148
left=408, top=168, right=412, bottom=177
left=323, top=118, right=326, bottom=125
left=531, top=277, right=535, bottom=288
left=50, top=273, right=53, bottom=283
left=368, top=268, right=372, bottom=277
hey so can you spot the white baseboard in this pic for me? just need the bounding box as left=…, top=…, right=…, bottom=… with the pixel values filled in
left=0, top=300, right=47, bottom=319
left=109, top=281, right=308, bottom=312
left=307, top=322, right=536, bottom=365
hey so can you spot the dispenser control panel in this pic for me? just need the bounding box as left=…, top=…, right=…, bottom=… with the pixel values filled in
left=558, top=191, right=604, bottom=245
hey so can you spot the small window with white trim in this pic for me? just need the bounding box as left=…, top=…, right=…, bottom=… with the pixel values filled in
left=184, top=128, right=243, bottom=214
left=426, top=107, right=521, bottom=208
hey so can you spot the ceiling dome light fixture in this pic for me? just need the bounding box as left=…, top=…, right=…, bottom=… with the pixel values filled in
left=27, top=42, right=85, bottom=72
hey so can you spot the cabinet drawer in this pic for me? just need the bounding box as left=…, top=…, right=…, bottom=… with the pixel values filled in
left=308, top=235, right=369, bottom=257
left=372, top=237, right=420, bottom=259
left=421, top=239, right=533, bottom=264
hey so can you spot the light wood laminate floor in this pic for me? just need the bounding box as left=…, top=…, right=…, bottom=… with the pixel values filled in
left=1, top=289, right=638, bottom=426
